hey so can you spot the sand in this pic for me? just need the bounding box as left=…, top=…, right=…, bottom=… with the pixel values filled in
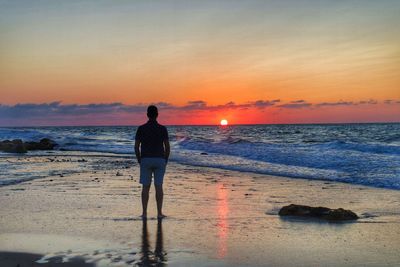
left=1, top=154, right=400, bottom=266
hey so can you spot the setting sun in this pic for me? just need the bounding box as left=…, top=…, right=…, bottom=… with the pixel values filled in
left=220, top=119, right=228, bottom=126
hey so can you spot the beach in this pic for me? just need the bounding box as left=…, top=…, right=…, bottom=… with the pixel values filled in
left=1, top=153, right=400, bottom=266
left=2, top=0, right=400, bottom=265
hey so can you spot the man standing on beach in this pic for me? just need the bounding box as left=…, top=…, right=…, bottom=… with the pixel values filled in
left=135, top=105, right=170, bottom=219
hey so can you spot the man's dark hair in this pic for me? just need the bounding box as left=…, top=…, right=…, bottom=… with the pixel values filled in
left=147, top=105, right=158, bottom=119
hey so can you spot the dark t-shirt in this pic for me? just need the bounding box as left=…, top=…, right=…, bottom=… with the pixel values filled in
left=135, top=120, right=168, bottom=158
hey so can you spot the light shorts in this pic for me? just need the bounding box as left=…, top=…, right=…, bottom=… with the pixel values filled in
left=140, top=157, right=167, bottom=186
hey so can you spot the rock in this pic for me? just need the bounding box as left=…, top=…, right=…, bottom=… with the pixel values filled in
left=25, top=138, right=56, bottom=150
left=38, top=138, right=57, bottom=150
left=0, top=139, right=27, bottom=153
left=200, top=152, right=208, bottom=155
left=116, top=171, right=123, bottom=176
left=12, top=139, right=27, bottom=153
left=0, top=138, right=57, bottom=153
left=278, top=204, right=358, bottom=221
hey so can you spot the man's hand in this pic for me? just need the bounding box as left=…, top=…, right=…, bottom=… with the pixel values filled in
left=135, top=140, right=141, bottom=165
left=164, top=139, right=170, bottom=165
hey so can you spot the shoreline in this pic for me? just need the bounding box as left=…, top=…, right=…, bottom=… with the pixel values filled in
left=1, top=154, right=400, bottom=266
left=1, top=151, right=399, bottom=191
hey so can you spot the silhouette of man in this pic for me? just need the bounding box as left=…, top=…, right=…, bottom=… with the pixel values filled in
left=135, top=105, right=170, bottom=219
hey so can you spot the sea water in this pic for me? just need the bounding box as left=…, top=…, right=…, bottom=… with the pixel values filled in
left=0, top=123, right=399, bottom=189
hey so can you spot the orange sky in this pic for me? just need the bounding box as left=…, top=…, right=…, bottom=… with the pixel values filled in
left=0, top=1, right=399, bottom=125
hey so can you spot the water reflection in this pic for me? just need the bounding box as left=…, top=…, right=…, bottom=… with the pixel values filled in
left=137, top=219, right=167, bottom=267
left=217, top=182, right=229, bottom=258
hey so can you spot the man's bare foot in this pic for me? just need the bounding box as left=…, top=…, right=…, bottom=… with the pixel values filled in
left=157, top=214, right=166, bottom=220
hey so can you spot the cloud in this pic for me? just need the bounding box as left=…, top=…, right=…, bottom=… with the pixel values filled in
left=166, top=99, right=280, bottom=111
left=181, top=100, right=207, bottom=110
left=252, top=99, right=281, bottom=108
left=0, top=98, right=394, bottom=123
left=316, top=99, right=381, bottom=107
left=276, top=99, right=383, bottom=109
left=315, top=101, right=354, bottom=107
left=384, top=99, right=400, bottom=104
left=358, top=99, right=378, bottom=105
left=0, top=102, right=141, bottom=118
left=0, top=99, right=281, bottom=119
left=291, top=100, right=307, bottom=104
left=277, top=100, right=312, bottom=109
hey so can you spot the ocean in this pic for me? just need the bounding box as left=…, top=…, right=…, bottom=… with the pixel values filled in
left=1, top=123, right=399, bottom=189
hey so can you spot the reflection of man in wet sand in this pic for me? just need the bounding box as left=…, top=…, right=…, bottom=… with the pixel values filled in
left=135, top=105, right=170, bottom=219
left=139, top=219, right=167, bottom=266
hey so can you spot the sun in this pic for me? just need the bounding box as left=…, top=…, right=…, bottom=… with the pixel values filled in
left=220, top=119, right=228, bottom=126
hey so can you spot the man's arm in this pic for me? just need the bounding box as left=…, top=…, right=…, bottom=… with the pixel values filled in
left=164, top=139, right=170, bottom=163
left=135, top=140, right=141, bottom=164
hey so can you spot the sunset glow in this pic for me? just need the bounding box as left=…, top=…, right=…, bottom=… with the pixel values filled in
left=220, top=119, right=228, bottom=126
left=0, top=1, right=399, bottom=126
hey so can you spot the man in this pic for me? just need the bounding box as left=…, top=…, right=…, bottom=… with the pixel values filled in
left=135, top=105, right=170, bottom=219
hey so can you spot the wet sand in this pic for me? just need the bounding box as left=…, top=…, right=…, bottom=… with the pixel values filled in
left=1, top=154, right=400, bottom=266
left=0, top=251, right=95, bottom=267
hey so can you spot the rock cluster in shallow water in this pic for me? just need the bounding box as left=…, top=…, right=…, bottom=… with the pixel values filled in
left=278, top=204, right=358, bottom=221
left=0, top=138, right=57, bottom=153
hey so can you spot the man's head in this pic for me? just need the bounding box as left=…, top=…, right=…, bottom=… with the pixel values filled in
left=147, top=105, right=158, bottom=120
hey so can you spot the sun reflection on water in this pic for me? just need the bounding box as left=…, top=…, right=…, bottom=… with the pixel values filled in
left=216, top=182, right=229, bottom=258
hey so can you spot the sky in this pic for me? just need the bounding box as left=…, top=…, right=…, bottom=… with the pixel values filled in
left=0, top=0, right=399, bottom=126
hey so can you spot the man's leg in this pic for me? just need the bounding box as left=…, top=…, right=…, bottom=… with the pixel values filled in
left=141, top=185, right=151, bottom=217
left=155, top=184, right=164, bottom=218
left=154, top=158, right=166, bottom=218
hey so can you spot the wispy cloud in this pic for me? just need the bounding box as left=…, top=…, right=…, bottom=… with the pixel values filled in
left=315, top=100, right=354, bottom=107
left=0, top=102, right=140, bottom=118
left=274, top=98, right=391, bottom=109
left=316, top=99, right=379, bottom=107
left=384, top=99, right=400, bottom=104
left=277, top=100, right=312, bottom=109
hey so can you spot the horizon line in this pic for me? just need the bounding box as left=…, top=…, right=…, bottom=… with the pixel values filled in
left=0, top=121, right=399, bottom=128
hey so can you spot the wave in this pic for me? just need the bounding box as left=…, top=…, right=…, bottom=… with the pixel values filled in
left=172, top=140, right=400, bottom=189
left=1, top=124, right=399, bottom=190
left=170, top=150, right=400, bottom=189
left=318, top=140, right=400, bottom=155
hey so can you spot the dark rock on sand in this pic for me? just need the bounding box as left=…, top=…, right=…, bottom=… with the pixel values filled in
left=278, top=204, right=358, bottom=221
left=0, top=139, right=27, bottom=153
left=0, top=138, right=57, bottom=153
left=25, top=138, right=57, bottom=150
